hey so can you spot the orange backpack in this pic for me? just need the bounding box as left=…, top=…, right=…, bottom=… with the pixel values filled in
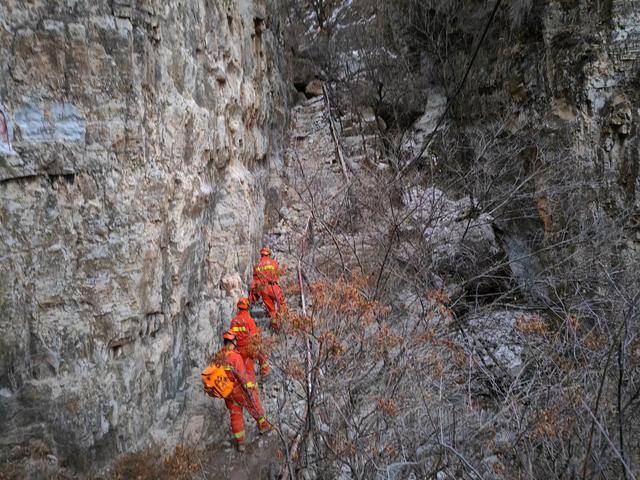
left=201, top=364, right=234, bottom=398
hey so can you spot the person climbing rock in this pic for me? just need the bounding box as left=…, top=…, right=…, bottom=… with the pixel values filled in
left=206, top=331, right=271, bottom=452
left=249, top=246, right=286, bottom=331
left=230, top=297, right=270, bottom=384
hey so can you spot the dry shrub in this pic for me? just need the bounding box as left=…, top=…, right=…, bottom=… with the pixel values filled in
left=0, top=464, right=26, bottom=480
left=272, top=256, right=640, bottom=479
left=273, top=274, right=458, bottom=478
left=112, top=450, right=158, bottom=480
left=111, top=445, right=200, bottom=480
left=515, top=313, right=549, bottom=335
left=161, top=445, right=201, bottom=480
left=0, top=439, right=74, bottom=480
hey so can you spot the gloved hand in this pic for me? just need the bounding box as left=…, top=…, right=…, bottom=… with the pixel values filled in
left=260, top=363, right=270, bottom=376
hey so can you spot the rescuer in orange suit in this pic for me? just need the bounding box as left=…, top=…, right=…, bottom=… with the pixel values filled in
left=217, top=331, right=271, bottom=451
left=249, top=246, right=286, bottom=331
left=230, top=297, right=270, bottom=383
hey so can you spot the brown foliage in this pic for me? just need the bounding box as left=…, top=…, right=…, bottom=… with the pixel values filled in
left=161, top=445, right=201, bottom=480
left=515, top=314, right=549, bottom=336
left=112, top=451, right=158, bottom=480
left=273, top=275, right=456, bottom=477
left=111, top=445, right=201, bottom=480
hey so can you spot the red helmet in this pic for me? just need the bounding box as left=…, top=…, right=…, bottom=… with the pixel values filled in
left=260, top=246, right=271, bottom=256
left=222, top=331, right=237, bottom=342
left=236, top=297, right=250, bottom=310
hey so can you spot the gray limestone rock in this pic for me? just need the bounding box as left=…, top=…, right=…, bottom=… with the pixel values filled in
left=398, top=186, right=504, bottom=295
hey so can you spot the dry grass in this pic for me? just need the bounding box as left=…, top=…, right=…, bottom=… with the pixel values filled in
left=111, top=444, right=202, bottom=480
left=0, top=439, right=75, bottom=480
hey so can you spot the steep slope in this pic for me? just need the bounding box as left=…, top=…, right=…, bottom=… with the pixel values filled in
left=277, top=1, right=640, bottom=478
left=0, top=0, right=288, bottom=473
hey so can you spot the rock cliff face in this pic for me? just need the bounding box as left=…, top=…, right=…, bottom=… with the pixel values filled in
left=290, top=0, right=640, bottom=298
left=0, top=0, right=287, bottom=470
left=437, top=0, right=640, bottom=303
left=458, top=0, right=640, bottom=225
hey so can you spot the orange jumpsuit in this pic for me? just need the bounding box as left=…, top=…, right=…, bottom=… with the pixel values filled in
left=249, top=255, right=286, bottom=330
left=230, top=309, right=269, bottom=380
left=221, top=347, right=270, bottom=445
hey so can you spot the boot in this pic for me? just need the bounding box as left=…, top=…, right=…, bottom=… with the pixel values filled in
left=259, top=422, right=273, bottom=436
